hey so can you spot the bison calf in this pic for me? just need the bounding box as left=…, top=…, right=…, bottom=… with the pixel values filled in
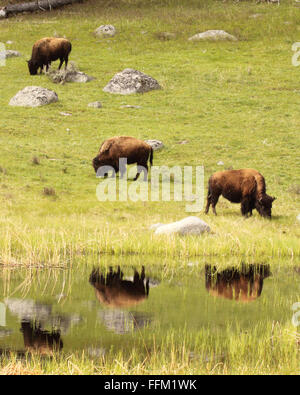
left=27, top=37, right=72, bottom=75
left=92, top=136, right=153, bottom=181
left=205, top=169, right=276, bottom=218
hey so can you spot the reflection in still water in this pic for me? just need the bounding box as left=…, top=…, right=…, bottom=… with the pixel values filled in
left=89, top=266, right=149, bottom=308
left=89, top=266, right=151, bottom=334
left=205, top=264, right=271, bottom=302
left=21, top=321, right=63, bottom=355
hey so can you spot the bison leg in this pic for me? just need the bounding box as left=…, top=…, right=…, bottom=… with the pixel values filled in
left=64, top=55, right=69, bottom=70
left=241, top=197, right=251, bottom=217
left=208, top=193, right=220, bottom=215
left=134, top=164, right=148, bottom=181
left=205, top=192, right=211, bottom=214
left=58, top=58, right=64, bottom=70
left=133, top=165, right=145, bottom=181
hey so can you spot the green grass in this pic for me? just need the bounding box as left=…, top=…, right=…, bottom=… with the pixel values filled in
left=0, top=0, right=299, bottom=264
left=0, top=0, right=300, bottom=375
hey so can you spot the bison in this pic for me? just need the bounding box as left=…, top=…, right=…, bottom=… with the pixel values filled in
left=21, top=321, right=63, bottom=355
left=92, top=136, right=153, bottom=181
left=27, top=37, right=72, bottom=75
left=205, top=169, right=276, bottom=218
left=89, top=266, right=149, bottom=308
left=205, top=264, right=270, bottom=303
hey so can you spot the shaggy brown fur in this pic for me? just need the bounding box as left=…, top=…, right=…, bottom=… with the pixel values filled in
left=205, top=264, right=270, bottom=303
left=89, top=266, right=149, bottom=308
left=92, top=136, right=153, bottom=181
left=205, top=169, right=276, bottom=218
left=28, top=37, right=72, bottom=75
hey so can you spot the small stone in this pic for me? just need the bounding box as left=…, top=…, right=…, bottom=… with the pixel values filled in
left=155, top=32, right=176, bottom=40
left=88, top=101, right=102, bottom=108
left=120, top=105, right=141, bottom=109
left=297, top=214, right=300, bottom=223
left=60, top=112, right=72, bottom=116
left=94, top=25, right=116, bottom=38
left=188, top=30, right=237, bottom=42
left=217, top=161, right=224, bottom=166
left=6, top=40, right=13, bottom=45
left=144, top=139, right=164, bottom=150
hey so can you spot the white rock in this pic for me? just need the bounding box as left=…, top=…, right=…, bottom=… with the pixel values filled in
left=95, top=25, right=116, bottom=37
left=297, top=214, right=300, bottom=223
left=0, top=50, right=21, bottom=58
left=188, top=30, right=237, bottom=42
left=103, top=68, right=161, bottom=95
left=217, top=161, right=224, bottom=166
left=88, top=101, right=102, bottom=108
left=144, top=139, right=164, bottom=150
left=154, top=216, right=210, bottom=236
left=9, top=86, right=58, bottom=107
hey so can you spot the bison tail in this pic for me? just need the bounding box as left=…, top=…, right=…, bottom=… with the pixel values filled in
left=149, top=147, right=153, bottom=167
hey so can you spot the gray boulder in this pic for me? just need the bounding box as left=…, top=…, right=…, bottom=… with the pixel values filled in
left=188, top=30, right=237, bottom=42
left=103, top=68, right=161, bottom=95
left=9, top=86, right=58, bottom=107
left=95, top=25, right=116, bottom=37
left=144, top=139, right=164, bottom=150
left=154, top=216, right=210, bottom=236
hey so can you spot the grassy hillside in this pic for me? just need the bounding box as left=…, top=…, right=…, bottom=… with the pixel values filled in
left=0, top=0, right=299, bottom=265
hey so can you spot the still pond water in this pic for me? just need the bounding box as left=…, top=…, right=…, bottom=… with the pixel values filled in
left=0, top=260, right=299, bottom=357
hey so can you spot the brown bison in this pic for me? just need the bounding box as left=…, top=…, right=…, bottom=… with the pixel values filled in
left=27, top=37, right=72, bottom=75
left=89, top=266, right=149, bottom=308
left=205, top=169, right=276, bottom=218
left=205, top=264, right=270, bottom=303
left=92, top=136, right=153, bottom=181
left=21, top=321, right=63, bottom=355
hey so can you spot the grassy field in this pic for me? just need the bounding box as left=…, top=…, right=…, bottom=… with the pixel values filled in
left=0, top=0, right=300, bottom=374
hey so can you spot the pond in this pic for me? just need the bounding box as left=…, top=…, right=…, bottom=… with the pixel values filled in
left=0, top=260, right=299, bottom=360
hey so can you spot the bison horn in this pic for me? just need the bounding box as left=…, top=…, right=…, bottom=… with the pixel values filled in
left=272, top=196, right=276, bottom=202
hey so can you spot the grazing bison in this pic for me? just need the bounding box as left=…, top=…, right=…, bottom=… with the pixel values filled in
left=205, top=169, right=276, bottom=218
left=89, top=266, right=149, bottom=308
left=21, top=321, right=63, bottom=355
left=27, top=37, right=72, bottom=75
left=205, top=264, right=270, bottom=303
left=92, top=136, right=153, bottom=180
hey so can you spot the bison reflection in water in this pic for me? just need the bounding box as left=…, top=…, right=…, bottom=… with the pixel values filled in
left=21, top=321, right=63, bottom=355
left=205, top=264, right=271, bottom=302
left=89, top=266, right=149, bottom=308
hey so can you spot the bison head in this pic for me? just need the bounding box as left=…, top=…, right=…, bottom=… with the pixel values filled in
left=255, top=195, right=276, bottom=218
left=92, top=156, right=101, bottom=173
left=92, top=156, right=112, bottom=177
left=27, top=59, right=38, bottom=75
